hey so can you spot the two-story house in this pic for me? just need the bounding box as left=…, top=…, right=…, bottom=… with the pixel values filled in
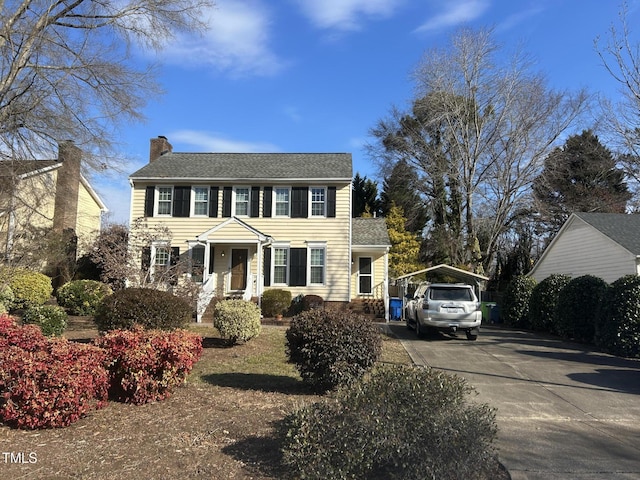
left=129, top=136, right=391, bottom=321
left=0, top=140, right=107, bottom=264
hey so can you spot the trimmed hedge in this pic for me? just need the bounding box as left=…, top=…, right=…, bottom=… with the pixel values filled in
left=0, top=268, right=52, bottom=310
left=501, top=275, right=537, bottom=329
left=555, top=275, right=608, bottom=343
left=280, top=364, right=498, bottom=480
left=528, top=274, right=571, bottom=333
left=94, top=327, right=203, bottom=404
left=286, top=309, right=382, bottom=393
left=94, top=287, right=192, bottom=331
left=596, top=275, right=640, bottom=358
left=0, top=315, right=109, bottom=429
left=261, top=289, right=292, bottom=317
left=213, top=299, right=261, bottom=345
left=22, top=305, right=68, bottom=337
left=56, top=280, right=113, bottom=316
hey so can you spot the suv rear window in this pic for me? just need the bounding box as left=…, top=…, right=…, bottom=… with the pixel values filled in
left=429, top=287, right=473, bottom=301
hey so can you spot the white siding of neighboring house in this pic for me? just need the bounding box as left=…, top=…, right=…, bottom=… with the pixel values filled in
left=530, top=217, right=638, bottom=283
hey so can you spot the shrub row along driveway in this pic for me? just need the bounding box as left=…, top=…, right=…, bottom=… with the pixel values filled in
left=390, top=324, right=640, bottom=480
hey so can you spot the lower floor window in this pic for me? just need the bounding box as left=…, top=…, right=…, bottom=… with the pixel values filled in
left=274, top=247, right=288, bottom=284
left=309, top=247, right=325, bottom=284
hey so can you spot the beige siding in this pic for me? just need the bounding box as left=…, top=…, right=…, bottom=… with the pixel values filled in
left=75, top=182, right=103, bottom=252
left=131, top=183, right=352, bottom=301
left=531, top=219, right=636, bottom=283
left=351, top=251, right=387, bottom=300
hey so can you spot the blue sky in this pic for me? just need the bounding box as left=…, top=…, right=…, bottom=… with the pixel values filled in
left=95, top=0, right=640, bottom=224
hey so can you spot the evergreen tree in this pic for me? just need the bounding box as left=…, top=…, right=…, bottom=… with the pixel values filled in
left=352, top=173, right=381, bottom=217
left=385, top=203, right=422, bottom=278
left=380, top=159, right=428, bottom=234
left=533, top=130, right=631, bottom=234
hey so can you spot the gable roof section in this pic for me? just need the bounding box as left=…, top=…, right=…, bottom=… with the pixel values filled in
left=352, top=217, right=391, bottom=247
left=129, top=152, right=352, bottom=181
left=195, top=217, right=273, bottom=243
left=572, top=212, right=640, bottom=255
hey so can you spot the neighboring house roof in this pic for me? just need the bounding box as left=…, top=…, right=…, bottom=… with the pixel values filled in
left=571, top=212, right=640, bottom=255
left=352, top=217, right=391, bottom=247
left=129, top=152, right=353, bottom=181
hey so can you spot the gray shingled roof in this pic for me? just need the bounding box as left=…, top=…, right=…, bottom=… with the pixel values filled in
left=130, top=152, right=352, bottom=181
left=352, top=217, right=391, bottom=246
left=574, top=212, right=640, bottom=255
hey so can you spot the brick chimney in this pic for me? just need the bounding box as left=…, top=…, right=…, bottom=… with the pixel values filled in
left=149, top=136, right=173, bottom=162
left=53, top=140, right=81, bottom=233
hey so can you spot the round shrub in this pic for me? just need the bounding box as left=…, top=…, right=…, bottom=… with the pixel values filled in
left=56, top=280, right=113, bottom=316
left=286, top=309, right=382, bottom=393
left=501, top=275, right=537, bottom=328
left=528, top=274, right=571, bottom=333
left=22, top=305, right=68, bottom=337
left=0, top=268, right=52, bottom=309
left=302, top=294, right=324, bottom=311
left=0, top=285, right=14, bottom=313
left=280, top=364, right=498, bottom=480
left=213, top=299, right=262, bottom=345
left=555, top=275, right=608, bottom=343
left=596, top=275, right=640, bottom=358
left=94, top=288, right=192, bottom=331
left=261, top=288, right=292, bottom=317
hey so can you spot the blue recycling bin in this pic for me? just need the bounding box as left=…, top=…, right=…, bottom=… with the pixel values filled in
left=389, top=297, right=402, bottom=320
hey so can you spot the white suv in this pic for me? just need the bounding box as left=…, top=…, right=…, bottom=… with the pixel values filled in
left=406, top=283, right=481, bottom=340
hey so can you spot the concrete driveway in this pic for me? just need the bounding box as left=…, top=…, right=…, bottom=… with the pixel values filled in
left=389, top=324, right=640, bottom=480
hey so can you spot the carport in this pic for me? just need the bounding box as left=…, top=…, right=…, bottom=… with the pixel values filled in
left=392, top=264, right=489, bottom=321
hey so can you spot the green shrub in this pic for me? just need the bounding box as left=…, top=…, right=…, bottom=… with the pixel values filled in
left=280, top=364, right=498, bottom=480
left=0, top=285, right=14, bottom=313
left=286, top=309, right=382, bottom=393
left=501, top=275, right=537, bottom=328
left=213, top=299, right=262, bottom=345
left=596, top=275, right=640, bottom=357
left=94, top=288, right=192, bottom=331
left=555, top=275, right=608, bottom=343
left=0, top=268, right=52, bottom=309
left=261, top=289, right=292, bottom=317
left=56, top=280, right=113, bottom=316
left=528, top=274, right=571, bottom=333
left=22, top=305, right=68, bottom=337
left=302, top=294, right=324, bottom=311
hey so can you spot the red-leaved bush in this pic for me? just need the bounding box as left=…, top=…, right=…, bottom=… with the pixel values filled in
left=0, top=314, right=109, bottom=429
left=95, top=327, right=203, bottom=405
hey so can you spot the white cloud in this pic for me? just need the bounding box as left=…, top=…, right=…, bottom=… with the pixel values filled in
left=415, top=0, right=490, bottom=33
left=294, top=0, right=402, bottom=31
left=170, top=130, right=280, bottom=153
left=157, top=0, right=285, bottom=76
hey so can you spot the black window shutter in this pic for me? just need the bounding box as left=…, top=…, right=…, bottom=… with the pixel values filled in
left=222, top=187, right=232, bottom=217
left=209, top=245, right=215, bottom=273
left=141, top=247, right=151, bottom=272
left=263, top=248, right=271, bottom=287
left=327, top=186, right=337, bottom=218
left=291, top=187, right=308, bottom=218
left=290, top=248, right=307, bottom=286
left=170, top=247, right=180, bottom=265
left=144, top=186, right=155, bottom=217
left=209, top=187, right=219, bottom=217
left=173, top=186, right=191, bottom=217
left=250, top=186, right=260, bottom=218
left=263, top=187, right=272, bottom=217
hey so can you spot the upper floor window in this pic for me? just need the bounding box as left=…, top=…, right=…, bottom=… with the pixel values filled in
left=193, top=187, right=209, bottom=216
left=235, top=187, right=250, bottom=216
left=310, top=187, right=326, bottom=217
left=157, top=187, right=172, bottom=215
left=275, top=187, right=290, bottom=216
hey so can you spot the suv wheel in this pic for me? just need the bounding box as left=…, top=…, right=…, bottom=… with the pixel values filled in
left=416, top=320, right=424, bottom=339
left=466, top=329, right=478, bottom=341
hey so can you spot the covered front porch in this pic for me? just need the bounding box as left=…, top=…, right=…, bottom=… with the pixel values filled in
left=187, top=217, right=273, bottom=321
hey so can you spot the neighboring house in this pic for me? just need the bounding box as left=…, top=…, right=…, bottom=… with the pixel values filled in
left=529, top=212, right=640, bottom=283
left=0, top=141, right=107, bottom=262
left=129, top=136, right=391, bottom=321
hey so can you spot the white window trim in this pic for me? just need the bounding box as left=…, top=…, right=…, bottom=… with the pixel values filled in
left=233, top=186, right=251, bottom=217
left=191, top=186, right=209, bottom=217
left=150, top=240, right=170, bottom=280
left=307, top=242, right=327, bottom=286
left=309, top=186, right=327, bottom=218
left=357, top=256, right=374, bottom=295
left=271, top=243, right=290, bottom=286
left=155, top=186, right=173, bottom=217
left=273, top=186, right=291, bottom=217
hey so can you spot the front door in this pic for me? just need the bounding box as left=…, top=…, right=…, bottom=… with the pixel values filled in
left=230, top=249, right=248, bottom=291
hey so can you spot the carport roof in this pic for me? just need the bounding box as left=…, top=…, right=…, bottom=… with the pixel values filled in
left=394, top=264, right=489, bottom=284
